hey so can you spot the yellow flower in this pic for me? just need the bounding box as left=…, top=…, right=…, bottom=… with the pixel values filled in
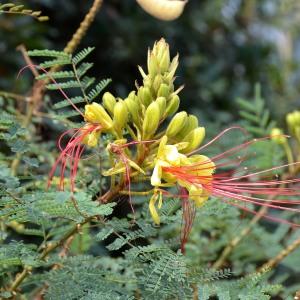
left=84, top=102, right=113, bottom=130
left=149, top=135, right=215, bottom=223
left=150, top=135, right=186, bottom=186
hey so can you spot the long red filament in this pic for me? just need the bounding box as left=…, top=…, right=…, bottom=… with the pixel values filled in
left=162, top=131, right=300, bottom=228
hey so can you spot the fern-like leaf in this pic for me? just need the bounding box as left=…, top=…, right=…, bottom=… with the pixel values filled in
left=72, top=47, right=95, bottom=65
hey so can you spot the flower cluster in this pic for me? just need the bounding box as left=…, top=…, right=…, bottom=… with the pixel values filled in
left=48, top=39, right=300, bottom=253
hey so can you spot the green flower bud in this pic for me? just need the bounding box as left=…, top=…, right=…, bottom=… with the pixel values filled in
left=124, top=97, right=140, bottom=127
left=166, top=111, right=188, bottom=137
left=156, top=97, right=166, bottom=118
left=113, top=100, right=128, bottom=132
left=159, top=47, right=170, bottom=73
left=102, top=92, right=116, bottom=116
left=128, top=90, right=138, bottom=101
left=143, top=101, right=160, bottom=138
left=176, top=114, right=198, bottom=139
left=138, top=86, right=152, bottom=107
left=84, top=102, right=113, bottom=130
left=154, top=39, right=168, bottom=61
left=271, top=128, right=286, bottom=144
left=148, top=52, right=159, bottom=77
left=165, top=94, right=180, bottom=116
left=153, top=74, right=163, bottom=93
left=181, top=127, right=205, bottom=153
left=166, top=55, right=179, bottom=82
left=157, top=83, right=170, bottom=98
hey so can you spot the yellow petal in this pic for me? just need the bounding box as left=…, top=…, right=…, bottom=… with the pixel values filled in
left=149, top=194, right=160, bottom=224
left=188, top=185, right=209, bottom=207
left=163, top=145, right=181, bottom=164
left=151, top=163, right=162, bottom=186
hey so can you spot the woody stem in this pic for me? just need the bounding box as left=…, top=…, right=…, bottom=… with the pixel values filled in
left=257, top=236, right=300, bottom=273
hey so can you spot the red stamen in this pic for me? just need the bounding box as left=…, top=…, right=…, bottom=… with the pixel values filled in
left=180, top=187, right=196, bottom=254
left=48, top=124, right=99, bottom=192
left=162, top=130, right=300, bottom=227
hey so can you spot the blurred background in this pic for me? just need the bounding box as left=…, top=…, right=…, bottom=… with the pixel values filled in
left=1, top=0, right=300, bottom=126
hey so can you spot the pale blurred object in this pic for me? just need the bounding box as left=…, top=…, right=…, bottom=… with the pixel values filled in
left=136, top=0, right=187, bottom=21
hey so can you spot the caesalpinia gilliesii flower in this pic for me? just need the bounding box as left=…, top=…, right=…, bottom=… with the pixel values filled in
left=149, top=129, right=300, bottom=231
left=48, top=102, right=113, bottom=192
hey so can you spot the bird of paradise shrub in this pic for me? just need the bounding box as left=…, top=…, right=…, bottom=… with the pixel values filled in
left=37, top=38, right=300, bottom=253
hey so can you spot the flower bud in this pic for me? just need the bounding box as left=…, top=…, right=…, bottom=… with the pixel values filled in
left=153, top=74, right=163, bottom=93
left=165, top=94, right=180, bottom=116
left=83, top=129, right=101, bottom=147
left=176, top=114, right=198, bottom=139
left=136, top=0, right=187, bottom=21
left=113, top=100, right=128, bottom=132
left=287, top=111, right=300, bottom=130
left=271, top=128, right=286, bottom=144
left=84, top=102, right=113, bottom=130
left=143, top=101, right=160, bottom=137
left=181, top=127, right=205, bottom=153
left=166, top=54, right=179, bottom=82
left=124, top=97, right=140, bottom=127
left=156, top=97, right=166, bottom=117
left=102, top=92, right=116, bottom=116
left=138, top=86, right=152, bottom=107
left=148, top=52, right=159, bottom=77
left=157, top=83, right=170, bottom=98
left=159, top=47, right=170, bottom=73
left=128, top=90, right=138, bottom=101
left=166, top=111, right=188, bottom=137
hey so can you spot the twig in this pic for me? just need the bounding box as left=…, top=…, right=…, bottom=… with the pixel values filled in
left=63, top=0, right=103, bottom=54
left=8, top=219, right=89, bottom=293
left=0, top=91, right=30, bottom=102
left=212, top=205, right=268, bottom=269
left=11, top=0, right=103, bottom=176
left=257, top=235, right=300, bottom=273
left=11, top=46, right=44, bottom=176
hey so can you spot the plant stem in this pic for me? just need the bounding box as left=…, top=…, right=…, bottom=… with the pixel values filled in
left=119, top=189, right=153, bottom=196
left=0, top=91, right=29, bottom=102
left=8, top=219, right=89, bottom=293
left=257, top=235, right=300, bottom=273
left=212, top=205, right=268, bottom=269
left=63, top=0, right=103, bottom=54
left=11, top=0, right=103, bottom=176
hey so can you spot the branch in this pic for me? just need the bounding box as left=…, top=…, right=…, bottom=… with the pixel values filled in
left=212, top=205, right=268, bottom=269
left=257, top=235, right=300, bottom=273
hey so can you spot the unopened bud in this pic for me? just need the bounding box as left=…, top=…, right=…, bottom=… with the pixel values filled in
left=84, top=102, right=113, bottom=130
left=157, top=83, right=170, bottom=98
left=136, top=0, right=187, bottom=21
left=148, top=52, right=159, bottom=77
left=143, top=101, right=160, bottom=137
left=176, top=114, right=198, bottom=139
left=165, top=94, right=180, bottom=116
left=166, top=111, right=188, bottom=137
left=166, top=55, right=179, bottom=82
left=124, top=97, right=140, bottom=127
left=138, top=86, right=152, bottom=107
left=83, top=128, right=101, bottom=147
left=153, top=74, right=163, bottom=93
left=159, top=47, right=170, bottom=73
left=102, top=92, right=116, bottom=116
left=286, top=111, right=300, bottom=130
left=156, top=97, right=166, bottom=117
left=113, top=100, right=128, bottom=132
left=181, top=127, right=205, bottom=153
left=271, top=128, right=286, bottom=144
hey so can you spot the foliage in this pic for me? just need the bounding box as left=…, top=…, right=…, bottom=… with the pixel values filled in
left=0, top=3, right=49, bottom=21
left=1, top=1, right=300, bottom=299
